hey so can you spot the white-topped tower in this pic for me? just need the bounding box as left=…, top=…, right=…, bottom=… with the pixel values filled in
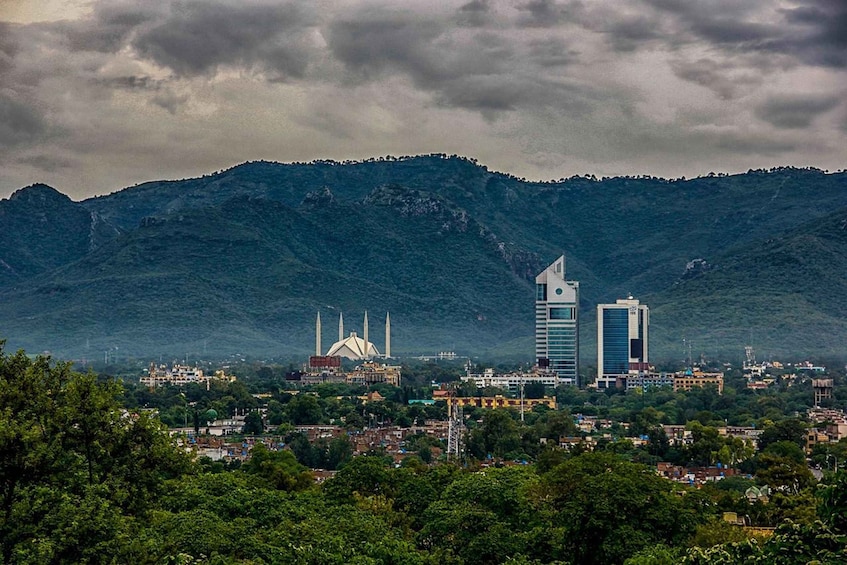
left=535, top=255, right=580, bottom=386
left=315, top=312, right=322, bottom=356
left=385, top=312, right=391, bottom=358
left=363, top=311, right=370, bottom=359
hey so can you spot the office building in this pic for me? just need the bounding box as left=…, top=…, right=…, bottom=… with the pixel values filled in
left=596, top=297, right=649, bottom=389
left=535, top=255, right=579, bottom=385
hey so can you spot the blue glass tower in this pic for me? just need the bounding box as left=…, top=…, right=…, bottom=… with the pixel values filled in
left=596, top=297, right=649, bottom=388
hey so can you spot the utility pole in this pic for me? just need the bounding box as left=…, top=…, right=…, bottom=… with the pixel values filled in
left=447, top=390, right=464, bottom=462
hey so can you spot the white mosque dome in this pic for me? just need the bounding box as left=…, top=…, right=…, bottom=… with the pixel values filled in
left=326, top=332, right=380, bottom=360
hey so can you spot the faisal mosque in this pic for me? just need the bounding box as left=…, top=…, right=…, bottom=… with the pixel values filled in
left=315, top=311, right=390, bottom=360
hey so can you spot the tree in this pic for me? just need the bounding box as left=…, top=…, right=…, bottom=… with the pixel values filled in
left=288, top=394, right=323, bottom=425
left=243, top=411, right=265, bottom=435
left=242, top=443, right=313, bottom=491
left=539, top=452, right=703, bottom=565
left=758, top=419, right=806, bottom=451
left=0, top=344, right=191, bottom=562
left=467, top=410, right=522, bottom=459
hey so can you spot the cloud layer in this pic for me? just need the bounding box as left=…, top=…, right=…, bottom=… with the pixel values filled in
left=0, top=0, right=845, bottom=199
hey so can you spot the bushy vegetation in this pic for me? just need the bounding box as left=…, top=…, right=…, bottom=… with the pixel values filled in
left=5, top=344, right=847, bottom=563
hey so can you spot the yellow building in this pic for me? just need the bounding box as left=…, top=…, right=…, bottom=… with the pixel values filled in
left=345, top=361, right=401, bottom=386
left=452, top=395, right=556, bottom=411
left=673, top=370, right=724, bottom=393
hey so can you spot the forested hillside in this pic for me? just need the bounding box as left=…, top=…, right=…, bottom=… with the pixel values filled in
left=1, top=156, right=845, bottom=360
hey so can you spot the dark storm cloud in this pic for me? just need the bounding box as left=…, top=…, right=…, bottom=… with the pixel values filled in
left=642, top=0, right=847, bottom=67
left=327, top=11, right=550, bottom=112
left=517, top=0, right=571, bottom=27
left=131, top=1, right=315, bottom=78
left=755, top=95, right=841, bottom=129
left=526, top=38, right=578, bottom=68
left=59, top=3, right=160, bottom=53
left=457, top=0, right=492, bottom=27
left=781, top=0, right=847, bottom=67
left=0, top=91, right=46, bottom=148
left=670, top=58, right=763, bottom=99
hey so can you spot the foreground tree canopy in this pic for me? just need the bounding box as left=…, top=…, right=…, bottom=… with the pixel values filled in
left=2, top=344, right=847, bottom=564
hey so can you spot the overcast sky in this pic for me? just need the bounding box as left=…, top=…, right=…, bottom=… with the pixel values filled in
left=0, top=0, right=845, bottom=200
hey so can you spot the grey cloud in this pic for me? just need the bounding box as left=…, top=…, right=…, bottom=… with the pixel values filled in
left=755, top=95, right=841, bottom=129
left=517, top=0, right=571, bottom=27
left=457, top=0, right=492, bottom=27
left=644, top=0, right=847, bottom=67
left=527, top=38, right=578, bottom=67
left=151, top=90, right=190, bottom=114
left=606, top=15, right=665, bottom=51
left=329, top=9, right=595, bottom=116
left=327, top=12, right=537, bottom=113
left=0, top=92, right=46, bottom=149
left=671, top=58, right=763, bottom=99
left=16, top=154, right=73, bottom=173
left=96, top=75, right=164, bottom=90
left=326, top=15, right=444, bottom=78
left=57, top=3, right=163, bottom=53
left=131, top=1, right=316, bottom=78
left=781, top=0, right=847, bottom=67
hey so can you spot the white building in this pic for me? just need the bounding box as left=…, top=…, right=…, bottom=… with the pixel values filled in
left=461, top=366, right=564, bottom=392
left=535, top=255, right=579, bottom=385
left=596, top=297, right=650, bottom=389
left=320, top=311, right=387, bottom=361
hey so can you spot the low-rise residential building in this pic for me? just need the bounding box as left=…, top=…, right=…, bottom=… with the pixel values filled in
left=461, top=365, right=563, bottom=392
left=673, top=369, right=724, bottom=393
left=452, top=395, right=557, bottom=411
left=141, top=363, right=236, bottom=388
left=346, top=361, right=402, bottom=386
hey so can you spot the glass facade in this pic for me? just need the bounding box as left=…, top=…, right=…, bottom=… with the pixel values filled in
left=602, top=308, right=629, bottom=375
left=536, top=257, right=579, bottom=385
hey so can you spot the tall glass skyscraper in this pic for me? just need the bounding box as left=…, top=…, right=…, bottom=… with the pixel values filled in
left=535, top=256, right=579, bottom=386
left=596, top=297, right=649, bottom=388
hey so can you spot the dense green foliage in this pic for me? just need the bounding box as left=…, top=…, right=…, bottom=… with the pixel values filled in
left=4, top=345, right=847, bottom=564
left=1, top=158, right=847, bottom=360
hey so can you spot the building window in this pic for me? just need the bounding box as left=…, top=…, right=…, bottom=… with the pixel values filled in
left=549, top=307, right=574, bottom=320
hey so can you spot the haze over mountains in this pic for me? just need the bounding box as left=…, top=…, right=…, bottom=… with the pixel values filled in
left=1, top=155, right=846, bottom=363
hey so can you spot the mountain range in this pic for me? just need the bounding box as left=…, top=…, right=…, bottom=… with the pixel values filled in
left=1, top=155, right=846, bottom=364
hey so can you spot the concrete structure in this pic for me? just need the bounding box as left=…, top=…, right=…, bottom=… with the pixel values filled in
left=461, top=364, right=565, bottom=392
left=452, top=395, right=557, bottom=411
left=813, top=378, right=834, bottom=407
left=385, top=312, right=391, bottom=358
left=326, top=332, right=380, bottom=360
left=596, top=297, right=649, bottom=389
left=345, top=361, right=401, bottom=386
left=625, top=372, right=674, bottom=391
left=319, top=311, right=388, bottom=360
left=315, top=312, right=322, bottom=356
left=535, top=255, right=579, bottom=385
left=673, top=369, right=724, bottom=393
left=140, top=363, right=236, bottom=388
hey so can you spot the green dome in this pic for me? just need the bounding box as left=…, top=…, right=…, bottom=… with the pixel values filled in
left=205, top=409, right=218, bottom=421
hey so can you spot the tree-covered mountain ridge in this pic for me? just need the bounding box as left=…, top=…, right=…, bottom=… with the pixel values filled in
left=1, top=155, right=845, bottom=361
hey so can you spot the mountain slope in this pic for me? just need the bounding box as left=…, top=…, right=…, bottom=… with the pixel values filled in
left=2, top=158, right=847, bottom=361
left=0, top=189, right=538, bottom=357
left=648, top=206, right=847, bottom=358
left=0, top=185, right=121, bottom=287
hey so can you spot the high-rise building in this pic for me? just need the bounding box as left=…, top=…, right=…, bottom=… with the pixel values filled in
left=596, top=297, right=649, bottom=389
left=535, top=255, right=579, bottom=385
